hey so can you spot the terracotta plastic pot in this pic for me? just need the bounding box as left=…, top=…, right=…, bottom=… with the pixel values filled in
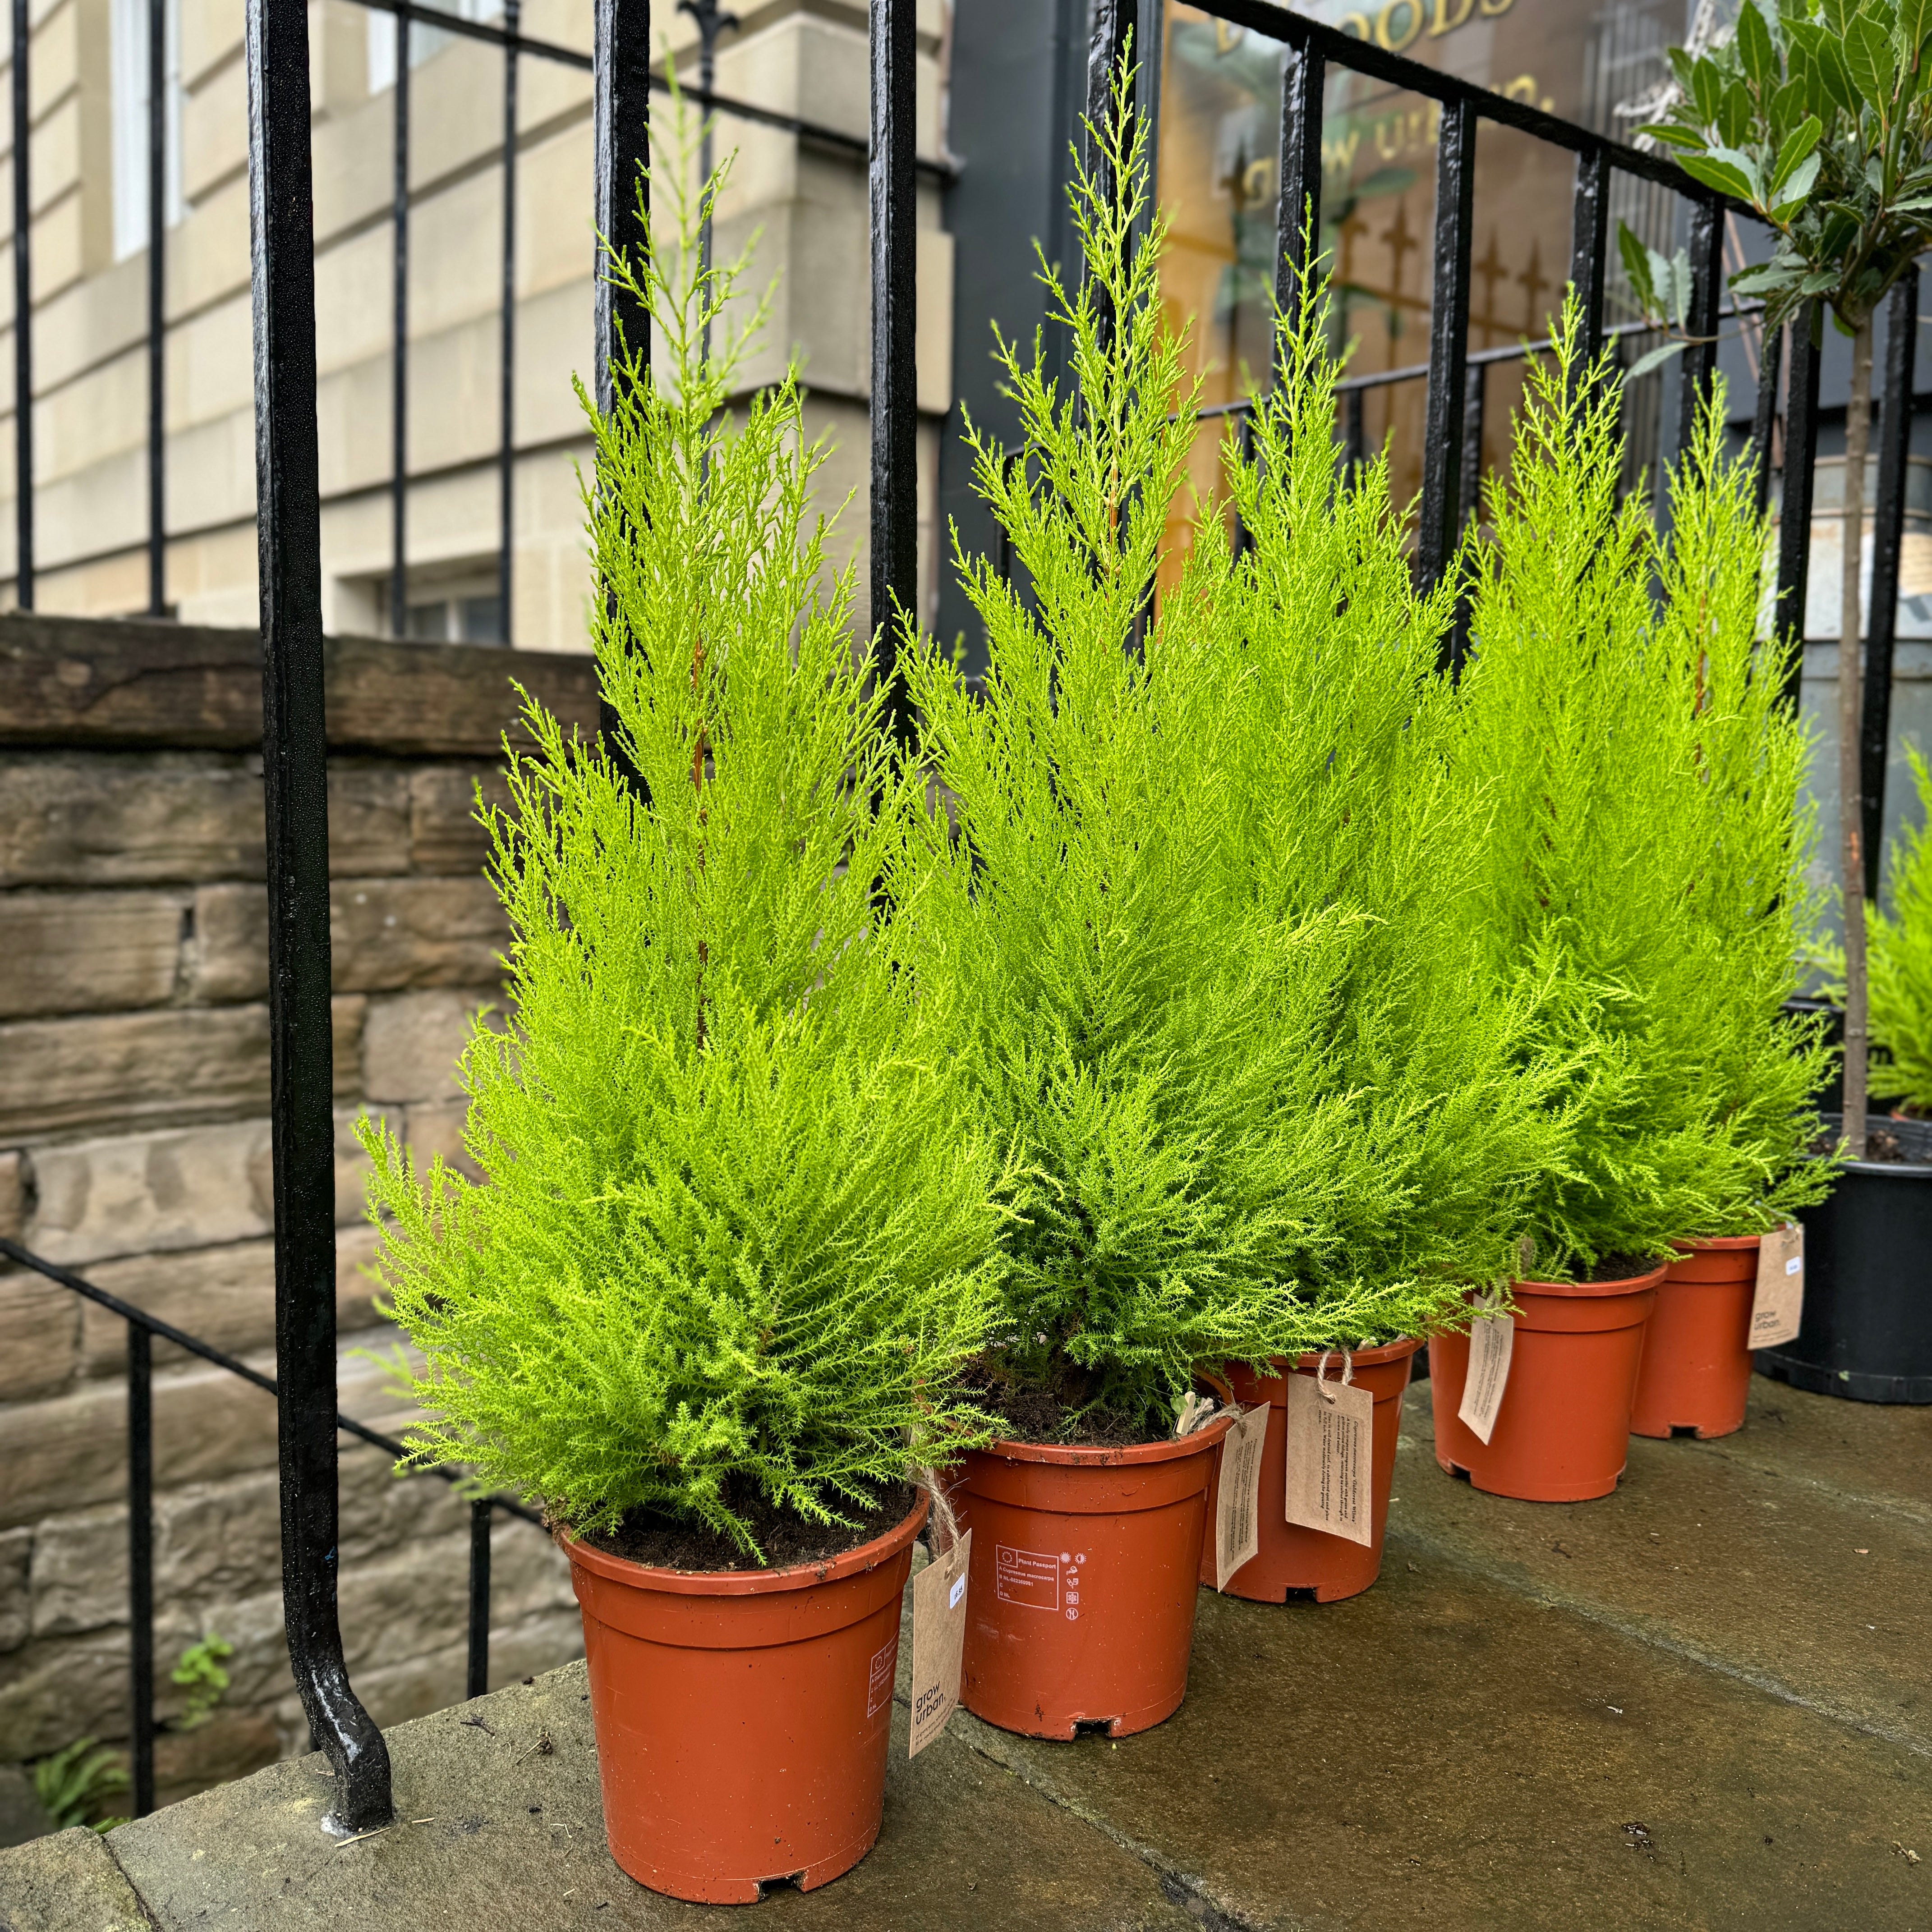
left=562, top=1497, right=925, bottom=1904
left=1195, top=1339, right=1421, bottom=1603
left=1629, top=1236, right=1760, bottom=1440
left=1429, top=1265, right=1665, bottom=1501
left=955, top=1415, right=1232, bottom=1740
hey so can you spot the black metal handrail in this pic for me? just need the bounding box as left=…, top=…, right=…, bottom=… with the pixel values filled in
left=0, top=1234, right=540, bottom=1822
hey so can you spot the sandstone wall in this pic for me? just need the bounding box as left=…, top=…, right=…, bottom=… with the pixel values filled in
left=0, top=613, right=598, bottom=1811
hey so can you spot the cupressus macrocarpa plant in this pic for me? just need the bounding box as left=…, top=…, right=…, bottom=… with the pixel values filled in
left=1452, top=298, right=1831, bottom=1278
left=899, top=73, right=1562, bottom=1443
left=359, top=115, right=1006, bottom=1562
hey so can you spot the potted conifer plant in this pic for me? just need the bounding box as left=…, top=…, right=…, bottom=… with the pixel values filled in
left=905, top=64, right=1540, bottom=1731
left=359, top=122, right=1004, bottom=1904
left=1628, top=395, right=1835, bottom=1441
left=1433, top=306, right=1771, bottom=1501
left=1182, top=268, right=1563, bottom=1602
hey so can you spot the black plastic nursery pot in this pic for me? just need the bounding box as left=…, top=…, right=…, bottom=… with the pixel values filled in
left=1757, top=1114, right=1932, bottom=1404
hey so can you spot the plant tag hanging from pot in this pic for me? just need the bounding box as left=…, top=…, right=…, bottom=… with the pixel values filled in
left=1458, top=1291, right=1513, bottom=1446
left=1283, top=1360, right=1373, bottom=1547
left=908, top=1527, right=972, bottom=1759
left=1213, top=1402, right=1271, bottom=1589
left=1748, top=1223, right=1805, bottom=1349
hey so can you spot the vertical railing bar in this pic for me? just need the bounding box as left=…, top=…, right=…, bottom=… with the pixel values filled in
left=1861, top=265, right=1916, bottom=900
left=1750, top=317, right=1784, bottom=523
left=498, top=0, right=518, bottom=644
left=1458, top=360, right=1485, bottom=532
left=592, top=0, right=651, bottom=767
left=12, top=0, right=32, bottom=610
left=245, top=0, right=392, bottom=1836
left=1418, top=95, right=1476, bottom=617
left=127, top=1325, right=156, bottom=1817
left=1569, top=143, right=1610, bottom=369
left=146, top=0, right=166, bottom=614
left=868, top=0, right=916, bottom=738
left=1775, top=304, right=1822, bottom=713
left=390, top=21, right=410, bottom=638
left=1274, top=40, right=1324, bottom=380
left=465, top=1498, right=492, bottom=1701
left=1081, top=0, right=1132, bottom=355
left=1676, top=196, right=1722, bottom=458
left=1344, top=386, right=1364, bottom=480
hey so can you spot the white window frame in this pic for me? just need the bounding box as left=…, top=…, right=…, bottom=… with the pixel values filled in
left=110, top=0, right=184, bottom=264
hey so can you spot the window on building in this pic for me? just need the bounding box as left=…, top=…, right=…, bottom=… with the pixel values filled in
left=367, top=0, right=505, bottom=94
left=374, top=565, right=507, bottom=645
left=110, top=0, right=184, bottom=263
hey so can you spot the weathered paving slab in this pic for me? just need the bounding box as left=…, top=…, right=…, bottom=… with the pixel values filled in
left=101, top=1655, right=1196, bottom=1931
left=9, top=1379, right=1928, bottom=1931
left=1399, top=1384, right=1932, bottom=1752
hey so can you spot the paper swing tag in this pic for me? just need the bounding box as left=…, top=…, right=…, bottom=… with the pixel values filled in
left=908, top=1528, right=972, bottom=1759
left=1213, top=1403, right=1271, bottom=1590
left=1283, top=1363, right=1373, bottom=1547
left=1457, top=1291, right=1514, bottom=1446
left=1749, top=1223, right=1805, bottom=1349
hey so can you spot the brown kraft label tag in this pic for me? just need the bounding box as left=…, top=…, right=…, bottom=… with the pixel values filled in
left=1457, top=1290, right=1513, bottom=1446
left=1749, top=1224, right=1805, bottom=1349
left=908, top=1528, right=972, bottom=1759
left=1283, top=1370, right=1373, bottom=1547
left=1214, top=1402, right=1272, bottom=1590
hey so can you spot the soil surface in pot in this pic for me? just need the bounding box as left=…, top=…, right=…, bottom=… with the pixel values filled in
left=572, top=1478, right=915, bottom=1573
left=1577, top=1253, right=1657, bottom=1283
left=961, top=1358, right=1165, bottom=1449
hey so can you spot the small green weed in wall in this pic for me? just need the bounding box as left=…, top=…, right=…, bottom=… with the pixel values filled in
left=171, top=1631, right=234, bottom=1731
left=33, top=1737, right=128, bottom=1834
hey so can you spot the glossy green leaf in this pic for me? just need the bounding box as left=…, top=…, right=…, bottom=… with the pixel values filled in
left=1641, top=122, right=1703, bottom=149
left=1770, top=114, right=1825, bottom=193
left=1819, top=0, right=1856, bottom=36
left=1812, top=36, right=1861, bottom=117
left=1617, top=220, right=1656, bottom=309
left=1692, top=56, right=1726, bottom=127
left=1771, top=150, right=1823, bottom=216
left=1737, top=1, right=1780, bottom=87
left=1720, top=78, right=1755, bottom=145
left=1678, top=151, right=1758, bottom=201
left=1625, top=340, right=1689, bottom=381
left=1845, top=14, right=1898, bottom=111
left=1901, top=0, right=1932, bottom=58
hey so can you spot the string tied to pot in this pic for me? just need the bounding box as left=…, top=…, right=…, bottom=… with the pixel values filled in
left=915, top=1465, right=961, bottom=1557
left=1312, top=1349, right=1356, bottom=1404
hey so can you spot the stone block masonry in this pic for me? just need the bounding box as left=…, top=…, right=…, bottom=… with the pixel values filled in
left=0, top=614, right=598, bottom=1822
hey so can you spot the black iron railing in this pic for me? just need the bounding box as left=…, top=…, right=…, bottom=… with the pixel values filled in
left=0, top=1234, right=541, bottom=1823
left=5, top=0, right=948, bottom=641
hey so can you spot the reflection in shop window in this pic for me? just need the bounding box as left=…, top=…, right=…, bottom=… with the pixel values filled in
left=1156, top=0, right=1695, bottom=550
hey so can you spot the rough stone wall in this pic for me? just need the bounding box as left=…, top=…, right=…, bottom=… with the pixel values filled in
left=0, top=615, right=600, bottom=1812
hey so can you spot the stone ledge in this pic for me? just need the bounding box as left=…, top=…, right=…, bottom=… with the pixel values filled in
left=0, top=614, right=598, bottom=757
left=0, top=1825, right=150, bottom=1932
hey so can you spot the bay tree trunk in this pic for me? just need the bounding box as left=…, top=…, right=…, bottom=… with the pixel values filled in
left=1840, top=317, right=1874, bottom=1156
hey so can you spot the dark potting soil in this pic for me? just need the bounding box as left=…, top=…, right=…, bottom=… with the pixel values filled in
left=1579, top=1253, right=1656, bottom=1284
left=575, top=1479, right=916, bottom=1574
left=1809, top=1125, right=1913, bottom=1164
left=962, top=1359, right=1167, bottom=1450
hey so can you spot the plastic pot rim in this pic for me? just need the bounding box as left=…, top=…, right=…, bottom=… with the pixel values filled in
left=557, top=1496, right=928, bottom=1599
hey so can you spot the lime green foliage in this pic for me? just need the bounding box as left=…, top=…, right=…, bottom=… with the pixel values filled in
left=1191, top=269, right=1569, bottom=1323
left=1640, top=0, right=1932, bottom=337
left=34, top=1737, right=127, bottom=1833
left=1457, top=303, right=1830, bottom=1271
left=1870, top=750, right=1932, bottom=1111
left=1650, top=390, right=1836, bottom=1225
left=360, top=111, right=1005, bottom=1558
left=170, top=1632, right=233, bottom=1731
left=903, top=75, right=1548, bottom=1436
